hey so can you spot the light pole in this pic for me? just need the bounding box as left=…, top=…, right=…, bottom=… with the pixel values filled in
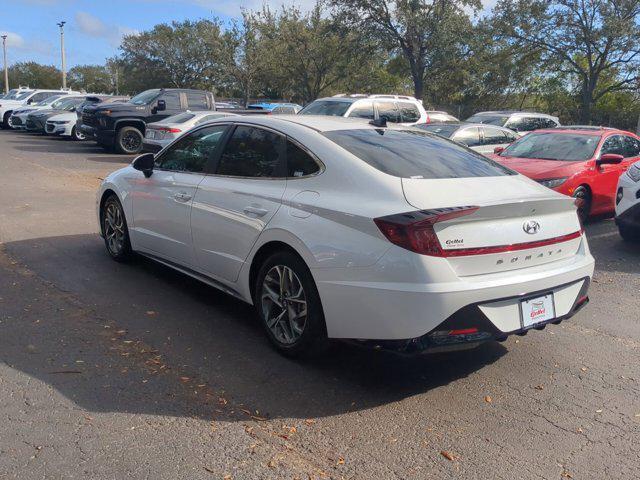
left=1, top=35, right=8, bottom=94
left=57, top=21, right=66, bottom=89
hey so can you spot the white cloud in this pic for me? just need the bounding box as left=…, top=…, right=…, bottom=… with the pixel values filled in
left=74, top=11, right=137, bottom=47
left=0, top=32, right=26, bottom=49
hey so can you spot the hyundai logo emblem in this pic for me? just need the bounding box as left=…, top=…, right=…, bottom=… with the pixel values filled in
left=523, top=220, right=541, bottom=234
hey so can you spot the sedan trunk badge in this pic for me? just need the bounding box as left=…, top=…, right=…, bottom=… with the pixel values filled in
left=523, top=220, right=541, bottom=234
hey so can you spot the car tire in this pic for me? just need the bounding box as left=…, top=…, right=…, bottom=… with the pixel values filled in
left=254, top=251, right=328, bottom=357
left=1, top=112, right=10, bottom=129
left=572, top=186, right=591, bottom=223
left=618, top=224, right=640, bottom=242
left=100, top=195, right=133, bottom=262
left=71, top=126, right=86, bottom=141
left=115, top=126, right=144, bottom=154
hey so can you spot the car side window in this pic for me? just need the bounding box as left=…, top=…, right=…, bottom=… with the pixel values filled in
left=31, top=92, right=54, bottom=103
left=160, top=92, right=181, bottom=110
left=195, top=115, right=222, bottom=125
left=622, top=136, right=640, bottom=158
left=398, top=102, right=421, bottom=123
left=540, top=118, right=558, bottom=129
left=453, top=127, right=481, bottom=147
left=155, top=125, right=227, bottom=173
left=186, top=92, right=208, bottom=109
left=286, top=140, right=320, bottom=177
left=601, top=135, right=626, bottom=156
left=216, top=126, right=285, bottom=178
left=481, top=127, right=507, bottom=145
left=376, top=101, right=401, bottom=123
left=347, top=102, right=374, bottom=119
left=503, top=130, right=518, bottom=142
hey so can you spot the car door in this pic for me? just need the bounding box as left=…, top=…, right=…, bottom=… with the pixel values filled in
left=345, top=101, right=374, bottom=120
left=191, top=124, right=287, bottom=283
left=594, top=134, right=629, bottom=211
left=374, top=101, right=401, bottom=124
left=131, top=124, right=229, bottom=267
left=477, top=126, right=510, bottom=155
left=150, top=91, right=182, bottom=123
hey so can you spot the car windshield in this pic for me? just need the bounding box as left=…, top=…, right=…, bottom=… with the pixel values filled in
left=299, top=100, right=351, bottom=117
left=466, top=114, right=509, bottom=126
left=15, top=91, right=34, bottom=101
left=35, top=95, right=62, bottom=106
left=130, top=89, right=160, bottom=105
left=415, top=124, right=459, bottom=138
left=323, top=129, right=514, bottom=179
left=163, top=112, right=196, bottom=124
left=501, top=132, right=600, bottom=161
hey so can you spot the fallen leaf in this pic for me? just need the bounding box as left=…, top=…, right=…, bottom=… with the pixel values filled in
left=336, top=457, right=345, bottom=465
left=179, top=377, right=190, bottom=383
left=534, top=385, right=544, bottom=390
left=202, top=466, right=215, bottom=474
left=304, top=419, right=316, bottom=425
left=146, top=310, right=157, bottom=316
left=580, top=367, right=587, bottom=372
left=484, top=395, right=492, bottom=403
left=440, top=451, right=456, bottom=461
left=267, top=460, right=277, bottom=469
left=561, top=470, right=573, bottom=478
left=596, top=409, right=603, bottom=413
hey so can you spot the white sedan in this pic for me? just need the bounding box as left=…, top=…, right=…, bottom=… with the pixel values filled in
left=615, top=161, right=640, bottom=241
left=45, top=111, right=86, bottom=140
left=97, top=116, right=594, bottom=356
left=142, top=111, right=236, bottom=153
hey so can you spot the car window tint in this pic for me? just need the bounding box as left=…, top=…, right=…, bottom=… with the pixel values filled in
left=601, top=135, right=626, bottom=156
left=398, top=102, right=420, bottom=122
left=287, top=140, right=320, bottom=177
left=416, top=124, right=458, bottom=138
left=217, top=126, right=285, bottom=177
left=186, top=92, right=208, bottom=109
left=622, top=136, right=640, bottom=158
left=299, top=100, right=351, bottom=116
left=503, top=130, right=518, bottom=142
left=540, top=118, right=558, bottom=128
left=453, top=127, right=481, bottom=147
left=482, top=127, right=508, bottom=145
left=376, top=101, right=401, bottom=123
left=155, top=125, right=227, bottom=173
left=160, top=92, right=181, bottom=110
left=466, top=114, right=509, bottom=126
left=348, top=103, right=374, bottom=119
left=323, top=129, right=514, bottom=179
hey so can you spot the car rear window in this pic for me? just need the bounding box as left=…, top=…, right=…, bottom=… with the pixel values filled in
left=323, top=129, right=515, bottom=179
left=299, top=100, right=351, bottom=117
left=164, top=113, right=196, bottom=124
left=502, top=132, right=600, bottom=161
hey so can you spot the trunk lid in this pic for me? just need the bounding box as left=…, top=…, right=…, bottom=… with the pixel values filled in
left=401, top=176, right=583, bottom=276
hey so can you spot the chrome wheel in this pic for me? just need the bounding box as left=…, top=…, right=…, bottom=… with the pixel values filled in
left=261, top=265, right=307, bottom=345
left=103, top=201, right=126, bottom=256
left=122, top=131, right=141, bottom=152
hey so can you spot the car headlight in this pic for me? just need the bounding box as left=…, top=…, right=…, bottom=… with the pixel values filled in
left=627, top=163, right=640, bottom=182
left=52, top=120, right=70, bottom=124
left=537, top=177, right=568, bottom=188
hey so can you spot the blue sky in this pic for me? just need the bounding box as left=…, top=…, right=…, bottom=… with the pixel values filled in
left=1, top=0, right=496, bottom=69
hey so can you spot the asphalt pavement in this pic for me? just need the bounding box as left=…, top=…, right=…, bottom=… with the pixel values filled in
left=0, top=130, right=639, bottom=479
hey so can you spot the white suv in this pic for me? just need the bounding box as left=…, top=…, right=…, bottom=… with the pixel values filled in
left=299, top=94, right=428, bottom=125
left=0, top=89, right=77, bottom=129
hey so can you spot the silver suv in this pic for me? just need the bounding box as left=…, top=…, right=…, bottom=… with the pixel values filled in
left=465, top=111, right=560, bottom=135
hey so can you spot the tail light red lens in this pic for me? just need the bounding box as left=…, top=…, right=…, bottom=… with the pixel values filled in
left=158, top=127, right=182, bottom=133
left=374, top=207, right=479, bottom=256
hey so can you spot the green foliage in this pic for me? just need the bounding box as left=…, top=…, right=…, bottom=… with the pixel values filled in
left=67, top=65, right=113, bottom=93
left=7, top=62, right=62, bottom=90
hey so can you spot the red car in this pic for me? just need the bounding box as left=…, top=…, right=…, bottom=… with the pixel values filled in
left=489, top=127, right=640, bottom=220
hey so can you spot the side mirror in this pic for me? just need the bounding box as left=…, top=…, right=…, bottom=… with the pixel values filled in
left=494, top=146, right=505, bottom=154
left=157, top=99, right=166, bottom=111
left=27, top=98, right=34, bottom=104
left=132, top=152, right=155, bottom=177
left=597, top=153, right=623, bottom=165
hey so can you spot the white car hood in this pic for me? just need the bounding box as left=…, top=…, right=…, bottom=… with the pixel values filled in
left=47, top=112, right=76, bottom=122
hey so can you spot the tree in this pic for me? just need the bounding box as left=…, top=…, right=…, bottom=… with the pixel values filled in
left=67, top=65, right=112, bottom=93
left=330, top=0, right=480, bottom=100
left=492, top=0, right=640, bottom=123
left=7, top=62, right=61, bottom=89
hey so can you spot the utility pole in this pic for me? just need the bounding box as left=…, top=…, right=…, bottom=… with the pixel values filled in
left=57, top=21, right=66, bottom=89
left=1, top=35, right=8, bottom=94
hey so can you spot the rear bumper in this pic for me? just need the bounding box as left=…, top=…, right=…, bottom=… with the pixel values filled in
left=314, top=237, right=594, bottom=340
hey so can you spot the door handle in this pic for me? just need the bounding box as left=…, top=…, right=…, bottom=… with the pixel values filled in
left=243, top=206, right=269, bottom=217
left=174, top=191, right=192, bottom=202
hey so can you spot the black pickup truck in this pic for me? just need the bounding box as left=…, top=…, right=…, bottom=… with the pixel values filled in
left=80, top=88, right=215, bottom=154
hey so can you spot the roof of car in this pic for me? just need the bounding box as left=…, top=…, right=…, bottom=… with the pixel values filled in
left=526, top=128, right=619, bottom=136
left=473, top=110, right=556, bottom=118
left=214, top=114, right=406, bottom=133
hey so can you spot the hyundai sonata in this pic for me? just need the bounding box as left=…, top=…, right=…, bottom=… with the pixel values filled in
left=97, top=116, right=594, bottom=356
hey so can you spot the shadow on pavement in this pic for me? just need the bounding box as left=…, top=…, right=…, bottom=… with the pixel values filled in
left=1, top=233, right=507, bottom=422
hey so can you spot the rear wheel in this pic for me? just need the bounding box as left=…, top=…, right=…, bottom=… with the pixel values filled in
left=254, top=251, right=328, bottom=357
left=115, top=126, right=143, bottom=154
left=1, top=112, right=11, bottom=129
left=572, top=186, right=591, bottom=223
left=100, top=195, right=132, bottom=261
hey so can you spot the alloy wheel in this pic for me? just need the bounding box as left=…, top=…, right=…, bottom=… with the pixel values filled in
left=261, top=265, right=307, bottom=345
left=122, top=131, right=141, bottom=152
left=103, top=201, right=126, bottom=256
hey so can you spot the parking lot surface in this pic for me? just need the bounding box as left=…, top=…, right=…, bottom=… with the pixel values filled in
left=1, top=130, right=639, bottom=479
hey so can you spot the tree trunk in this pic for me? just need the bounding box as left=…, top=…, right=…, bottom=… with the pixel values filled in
left=580, top=82, right=594, bottom=124
left=412, top=71, right=424, bottom=101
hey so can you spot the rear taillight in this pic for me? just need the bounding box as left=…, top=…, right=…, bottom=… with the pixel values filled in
left=158, top=127, right=182, bottom=133
left=374, top=207, right=478, bottom=256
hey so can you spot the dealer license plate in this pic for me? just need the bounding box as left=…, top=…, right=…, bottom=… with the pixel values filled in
left=520, top=293, right=555, bottom=328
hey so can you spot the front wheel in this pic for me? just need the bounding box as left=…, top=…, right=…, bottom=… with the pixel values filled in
left=72, top=126, right=86, bottom=141
left=254, top=251, right=328, bottom=357
left=115, top=126, right=143, bottom=154
left=1, top=112, right=11, bottom=129
left=101, top=195, right=132, bottom=261
left=572, top=186, right=591, bottom=223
